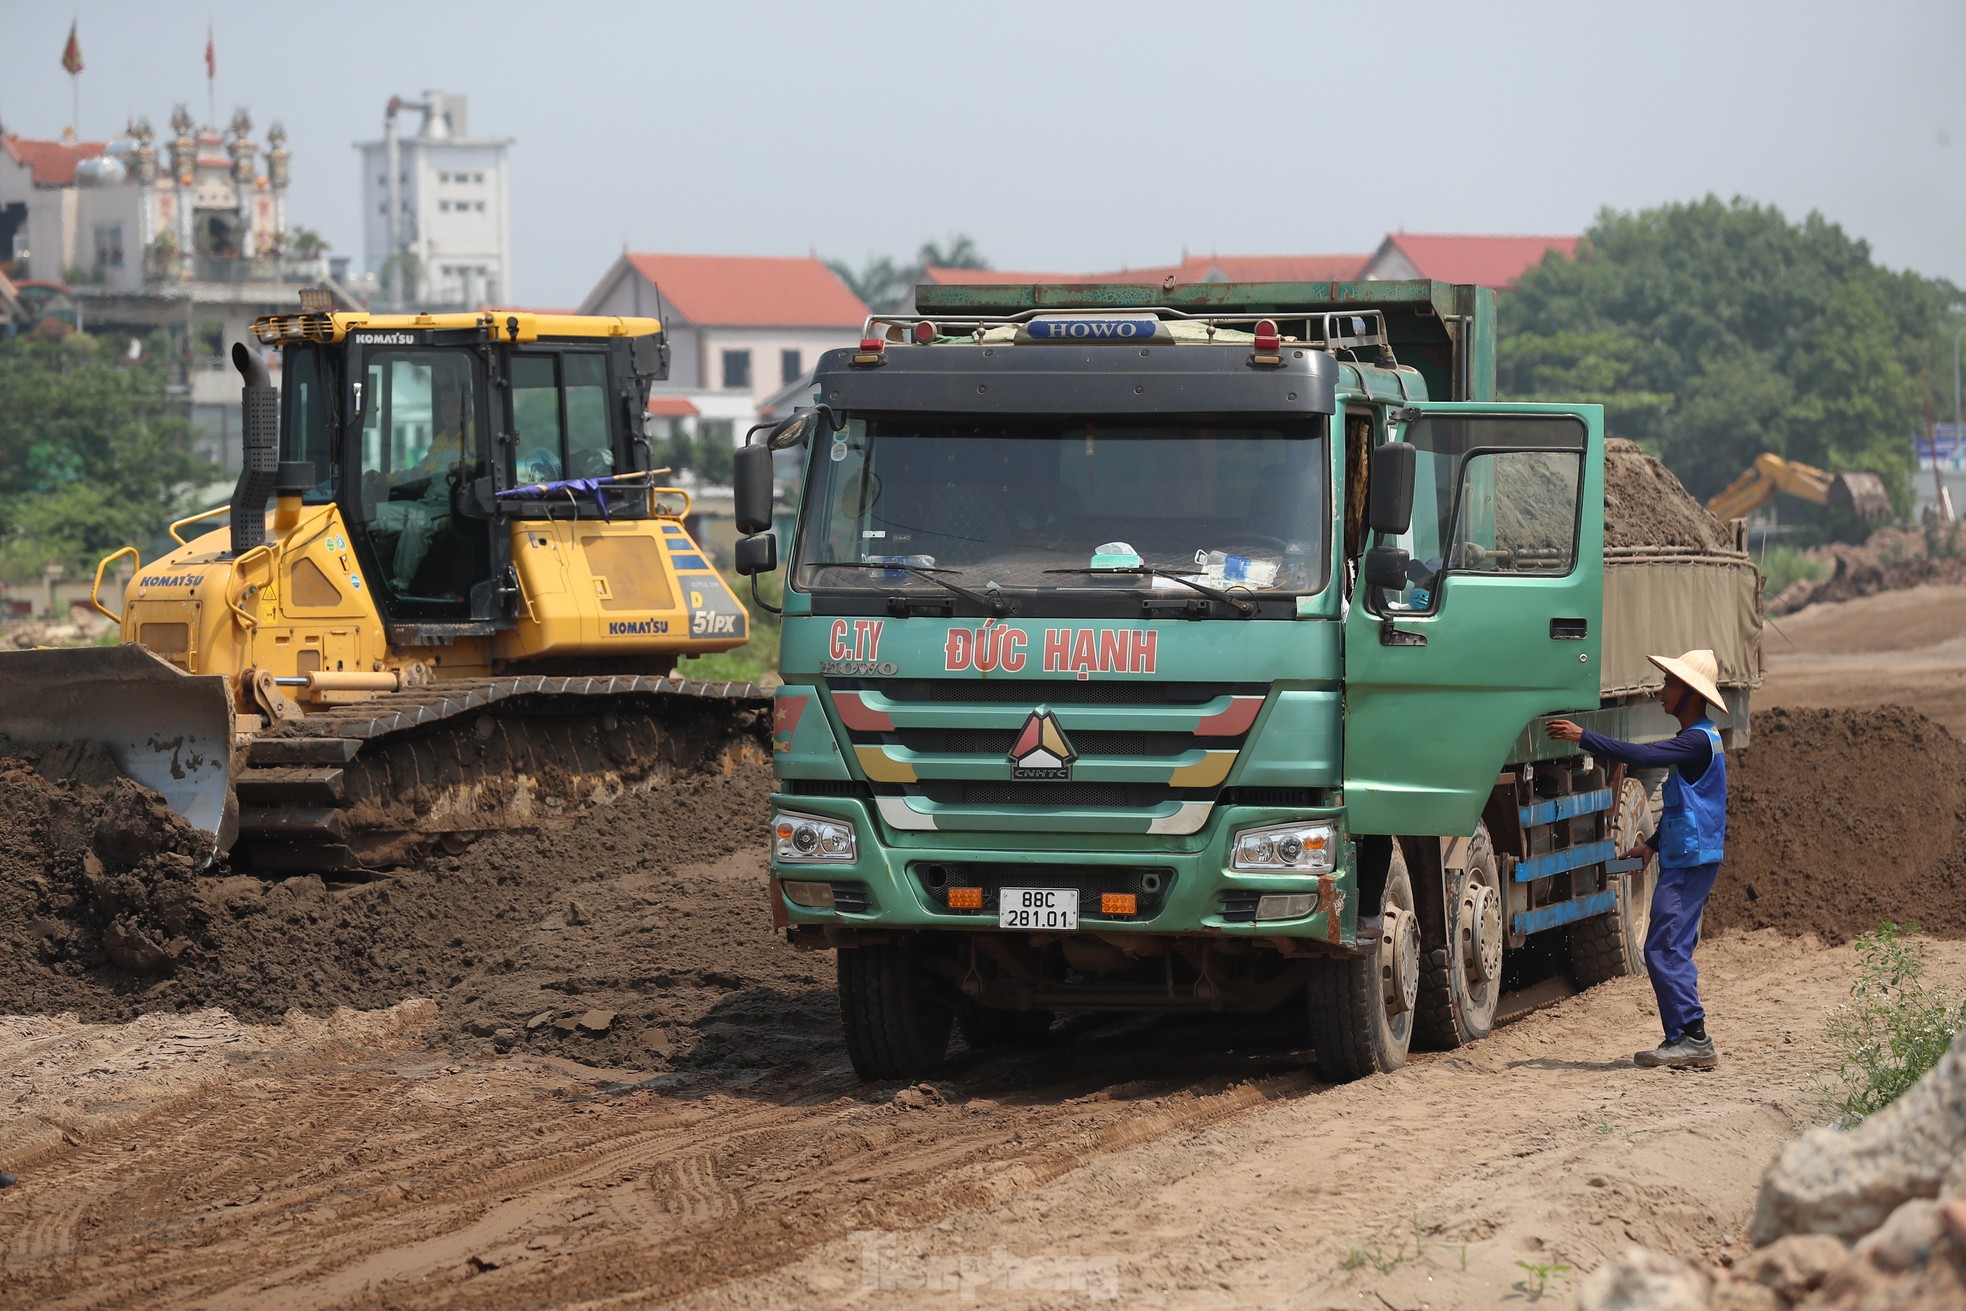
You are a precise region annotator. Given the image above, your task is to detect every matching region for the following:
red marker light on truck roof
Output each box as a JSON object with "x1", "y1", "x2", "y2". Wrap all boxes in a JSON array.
[
  {"x1": 1253, "y1": 320, "x2": 1281, "y2": 351},
  {"x1": 912, "y1": 320, "x2": 936, "y2": 345},
  {"x1": 851, "y1": 334, "x2": 886, "y2": 367}
]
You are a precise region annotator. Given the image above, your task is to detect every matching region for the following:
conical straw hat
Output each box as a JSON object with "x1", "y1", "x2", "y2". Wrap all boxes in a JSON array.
[{"x1": 1646, "y1": 648, "x2": 1726, "y2": 714}]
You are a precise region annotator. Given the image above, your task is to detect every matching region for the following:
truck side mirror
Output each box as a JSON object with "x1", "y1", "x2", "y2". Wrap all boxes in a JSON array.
[
  {"x1": 1363, "y1": 545, "x2": 1411, "y2": 590},
  {"x1": 733, "y1": 444, "x2": 774, "y2": 535},
  {"x1": 734, "y1": 531, "x2": 778, "y2": 577},
  {"x1": 1367, "y1": 442, "x2": 1416, "y2": 536}
]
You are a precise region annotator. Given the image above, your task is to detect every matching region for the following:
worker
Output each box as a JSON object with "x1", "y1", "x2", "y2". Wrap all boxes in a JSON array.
[
  {"x1": 374, "y1": 397, "x2": 471, "y2": 587},
  {"x1": 1543, "y1": 649, "x2": 1729, "y2": 1072}
]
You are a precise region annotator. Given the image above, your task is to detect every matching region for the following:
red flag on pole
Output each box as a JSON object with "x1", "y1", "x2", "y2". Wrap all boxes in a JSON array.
[
  {"x1": 61, "y1": 21, "x2": 83, "y2": 75},
  {"x1": 205, "y1": 27, "x2": 215, "y2": 80}
]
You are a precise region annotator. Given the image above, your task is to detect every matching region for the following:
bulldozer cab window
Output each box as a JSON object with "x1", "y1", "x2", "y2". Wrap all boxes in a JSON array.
[
  {"x1": 283, "y1": 344, "x2": 337, "y2": 504},
  {"x1": 511, "y1": 351, "x2": 617, "y2": 488},
  {"x1": 355, "y1": 347, "x2": 488, "y2": 614},
  {"x1": 1371, "y1": 414, "x2": 1586, "y2": 616}
]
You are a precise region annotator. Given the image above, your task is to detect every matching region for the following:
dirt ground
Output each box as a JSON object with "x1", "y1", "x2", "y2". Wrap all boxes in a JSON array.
[{"x1": 5, "y1": 583, "x2": 1966, "y2": 1307}]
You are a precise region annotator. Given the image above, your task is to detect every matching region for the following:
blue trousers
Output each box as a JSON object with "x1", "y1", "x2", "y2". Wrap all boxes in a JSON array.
[{"x1": 1646, "y1": 861, "x2": 1720, "y2": 1039}]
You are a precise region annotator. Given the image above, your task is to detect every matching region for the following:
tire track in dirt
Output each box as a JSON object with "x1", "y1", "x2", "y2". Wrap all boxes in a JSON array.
[{"x1": 1, "y1": 1038, "x2": 1311, "y2": 1311}]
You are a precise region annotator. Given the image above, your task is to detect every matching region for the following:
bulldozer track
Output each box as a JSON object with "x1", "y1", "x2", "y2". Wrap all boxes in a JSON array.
[{"x1": 232, "y1": 675, "x2": 769, "y2": 873}]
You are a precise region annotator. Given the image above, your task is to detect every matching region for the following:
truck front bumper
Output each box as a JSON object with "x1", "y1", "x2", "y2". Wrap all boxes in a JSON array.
[{"x1": 767, "y1": 794, "x2": 1356, "y2": 948}]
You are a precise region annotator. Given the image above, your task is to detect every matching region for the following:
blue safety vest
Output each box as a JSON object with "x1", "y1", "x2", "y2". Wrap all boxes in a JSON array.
[{"x1": 1657, "y1": 719, "x2": 1726, "y2": 867}]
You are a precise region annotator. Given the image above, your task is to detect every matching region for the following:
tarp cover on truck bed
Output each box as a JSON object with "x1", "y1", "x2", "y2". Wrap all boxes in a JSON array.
[{"x1": 1600, "y1": 439, "x2": 1761, "y2": 697}]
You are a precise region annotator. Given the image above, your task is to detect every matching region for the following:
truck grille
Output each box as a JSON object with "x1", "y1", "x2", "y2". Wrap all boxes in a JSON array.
[{"x1": 830, "y1": 679, "x2": 1268, "y2": 833}]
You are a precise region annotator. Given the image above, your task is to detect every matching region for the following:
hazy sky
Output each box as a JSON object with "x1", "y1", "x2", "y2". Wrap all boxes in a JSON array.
[{"x1": 4, "y1": 1, "x2": 1961, "y2": 307}]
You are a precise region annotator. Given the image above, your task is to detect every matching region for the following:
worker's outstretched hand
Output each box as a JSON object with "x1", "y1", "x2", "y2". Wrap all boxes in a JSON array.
[
  {"x1": 1543, "y1": 718, "x2": 1584, "y2": 743},
  {"x1": 1623, "y1": 839, "x2": 1653, "y2": 862}
]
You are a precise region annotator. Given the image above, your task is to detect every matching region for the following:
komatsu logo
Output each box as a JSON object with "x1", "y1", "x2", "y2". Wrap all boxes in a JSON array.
[
  {"x1": 353, "y1": 332, "x2": 417, "y2": 346},
  {"x1": 1009, "y1": 710, "x2": 1077, "y2": 781},
  {"x1": 140, "y1": 573, "x2": 203, "y2": 588},
  {"x1": 607, "y1": 619, "x2": 670, "y2": 636}
]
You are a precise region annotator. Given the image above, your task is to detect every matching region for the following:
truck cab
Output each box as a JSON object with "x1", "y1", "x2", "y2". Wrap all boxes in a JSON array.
[{"x1": 738, "y1": 280, "x2": 1754, "y2": 1082}]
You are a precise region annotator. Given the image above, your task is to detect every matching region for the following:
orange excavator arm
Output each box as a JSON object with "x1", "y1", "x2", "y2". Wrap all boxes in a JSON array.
[{"x1": 1706, "y1": 453, "x2": 1891, "y2": 523}]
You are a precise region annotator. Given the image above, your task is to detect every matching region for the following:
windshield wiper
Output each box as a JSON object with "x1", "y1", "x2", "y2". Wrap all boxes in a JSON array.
[
  {"x1": 1042, "y1": 565, "x2": 1257, "y2": 617},
  {"x1": 806, "y1": 560, "x2": 1011, "y2": 616}
]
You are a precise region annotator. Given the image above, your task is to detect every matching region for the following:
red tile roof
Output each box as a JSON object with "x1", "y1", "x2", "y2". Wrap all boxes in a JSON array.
[
  {"x1": 645, "y1": 395, "x2": 700, "y2": 417},
  {"x1": 1373, "y1": 233, "x2": 1578, "y2": 290},
  {"x1": 620, "y1": 253, "x2": 868, "y2": 328},
  {"x1": 1169, "y1": 253, "x2": 1369, "y2": 283},
  {"x1": 919, "y1": 266, "x2": 1096, "y2": 286},
  {"x1": 0, "y1": 136, "x2": 106, "y2": 186}
]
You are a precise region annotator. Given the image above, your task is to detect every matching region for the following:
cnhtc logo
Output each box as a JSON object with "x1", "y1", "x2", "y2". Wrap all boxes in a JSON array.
[{"x1": 1009, "y1": 709, "x2": 1076, "y2": 781}]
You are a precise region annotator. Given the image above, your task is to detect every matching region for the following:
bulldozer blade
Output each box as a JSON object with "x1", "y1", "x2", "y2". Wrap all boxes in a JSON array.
[
  {"x1": 1829, "y1": 472, "x2": 1892, "y2": 522},
  {"x1": 0, "y1": 645, "x2": 236, "y2": 862}
]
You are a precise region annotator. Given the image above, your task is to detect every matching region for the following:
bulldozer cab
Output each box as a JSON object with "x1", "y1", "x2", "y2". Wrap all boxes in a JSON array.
[{"x1": 280, "y1": 319, "x2": 665, "y2": 627}]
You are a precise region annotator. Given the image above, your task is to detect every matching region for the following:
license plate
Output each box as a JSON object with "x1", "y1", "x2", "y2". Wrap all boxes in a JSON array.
[{"x1": 999, "y1": 888, "x2": 1078, "y2": 930}]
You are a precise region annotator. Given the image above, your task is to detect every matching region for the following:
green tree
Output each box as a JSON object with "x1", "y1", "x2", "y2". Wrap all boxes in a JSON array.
[
  {"x1": 1500, "y1": 197, "x2": 1963, "y2": 532},
  {"x1": 827, "y1": 235, "x2": 991, "y2": 311},
  {"x1": 0, "y1": 332, "x2": 213, "y2": 575}
]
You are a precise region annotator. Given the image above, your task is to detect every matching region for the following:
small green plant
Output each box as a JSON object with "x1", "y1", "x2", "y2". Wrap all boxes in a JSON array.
[
  {"x1": 1824, "y1": 923, "x2": 1965, "y2": 1122},
  {"x1": 1341, "y1": 1239, "x2": 1412, "y2": 1275},
  {"x1": 1757, "y1": 542, "x2": 1831, "y2": 598},
  {"x1": 1511, "y1": 1259, "x2": 1571, "y2": 1302}
]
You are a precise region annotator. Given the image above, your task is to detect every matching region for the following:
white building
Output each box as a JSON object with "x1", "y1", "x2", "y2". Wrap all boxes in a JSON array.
[
  {"x1": 356, "y1": 93, "x2": 511, "y2": 310},
  {"x1": 579, "y1": 251, "x2": 869, "y2": 438}
]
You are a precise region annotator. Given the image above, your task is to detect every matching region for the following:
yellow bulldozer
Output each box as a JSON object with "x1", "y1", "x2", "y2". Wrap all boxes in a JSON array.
[
  {"x1": 1705, "y1": 452, "x2": 1893, "y2": 524},
  {"x1": 0, "y1": 302, "x2": 765, "y2": 871}
]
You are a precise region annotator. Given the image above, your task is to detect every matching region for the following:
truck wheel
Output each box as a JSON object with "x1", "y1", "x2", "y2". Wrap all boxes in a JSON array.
[
  {"x1": 955, "y1": 998, "x2": 1056, "y2": 1048},
  {"x1": 836, "y1": 942, "x2": 954, "y2": 1081},
  {"x1": 1570, "y1": 778, "x2": 1655, "y2": 986},
  {"x1": 1416, "y1": 824, "x2": 1503, "y2": 1049},
  {"x1": 1306, "y1": 845, "x2": 1418, "y2": 1081}
]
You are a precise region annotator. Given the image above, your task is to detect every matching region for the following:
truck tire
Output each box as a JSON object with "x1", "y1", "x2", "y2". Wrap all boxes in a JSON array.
[
  {"x1": 1416, "y1": 824, "x2": 1503, "y2": 1049},
  {"x1": 955, "y1": 998, "x2": 1056, "y2": 1049},
  {"x1": 836, "y1": 942, "x2": 954, "y2": 1081},
  {"x1": 1306, "y1": 846, "x2": 1418, "y2": 1082},
  {"x1": 1569, "y1": 778, "x2": 1655, "y2": 987}
]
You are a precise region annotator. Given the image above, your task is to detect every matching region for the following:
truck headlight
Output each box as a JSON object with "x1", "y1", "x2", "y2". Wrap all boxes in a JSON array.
[
  {"x1": 773, "y1": 809, "x2": 856, "y2": 863},
  {"x1": 1231, "y1": 821, "x2": 1334, "y2": 872}
]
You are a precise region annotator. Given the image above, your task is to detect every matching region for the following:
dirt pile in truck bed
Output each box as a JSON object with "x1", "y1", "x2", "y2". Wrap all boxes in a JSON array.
[
  {"x1": 1603, "y1": 438, "x2": 1741, "y2": 554},
  {"x1": 1711, "y1": 704, "x2": 1966, "y2": 942}
]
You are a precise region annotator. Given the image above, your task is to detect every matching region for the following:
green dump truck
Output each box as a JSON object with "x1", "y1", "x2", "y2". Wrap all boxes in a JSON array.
[{"x1": 733, "y1": 280, "x2": 1761, "y2": 1083}]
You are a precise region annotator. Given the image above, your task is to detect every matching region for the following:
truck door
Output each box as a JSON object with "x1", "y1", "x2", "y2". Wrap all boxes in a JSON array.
[{"x1": 1344, "y1": 404, "x2": 1604, "y2": 836}]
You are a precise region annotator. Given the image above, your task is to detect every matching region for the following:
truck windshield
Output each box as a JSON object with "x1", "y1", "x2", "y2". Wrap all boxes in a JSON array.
[{"x1": 794, "y1": 417, "x2": 1328, "y2": 605}]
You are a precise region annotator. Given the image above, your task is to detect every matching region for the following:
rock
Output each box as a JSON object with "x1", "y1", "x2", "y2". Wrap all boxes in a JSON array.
[
  {"x1": 492, "y1": 1027, "x2": 518, "y2": 1052},
  {"x1": 1707, "y1": 1280, "x2": 1777, "y2": 1311},
  {"x1": 1854, "y1": 1198, "x2": 1943, "y2": 1273},
  {"x1": 465, "y1": 1019, "x2": 497, "y2": 1038},
  {"x1": 1750, "y1": 1025, "x2": 1966, "y2": 1244},
  {"x1": 1945, "y1": 1199, "x2": 1966, "y2": 1249},
  {"x1": 1577, "y1": 1247, "x2": 1712, "y2": 1311},
  {"x1": 525, "y1": 1011, "x2": 554, "y2": 1032},
  {"x1": 1732, "y1": 1233, "x2": 1849, "y2": 1298},
  {"x1": 574, "y1": 1009, "x2": 614, "y2": 1035},
  {"x1": 645, "y1": 1028, "x2": 672, "y2": 1056},
  {"x1": 566, "y1": 897, "x2": 590, "y2": 926}
]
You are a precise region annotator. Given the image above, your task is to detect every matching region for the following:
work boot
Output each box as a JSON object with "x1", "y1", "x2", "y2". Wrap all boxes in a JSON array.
[{"x1": 1634, "y1": 1035, "x2": 1717, "y2": 1070}]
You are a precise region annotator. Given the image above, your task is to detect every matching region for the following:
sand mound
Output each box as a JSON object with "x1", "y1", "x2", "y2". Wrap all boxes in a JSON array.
[
  {"x1": 0, "y1": 742, "x2": 829, "y2": 1074},
  {"x1": 1773, "y1": 523, "x2": 1966, "y2": 615},
  {"x1": 1712, "y1": 705, "x2": 1966, "y2": 942},
  {"x1": 0, "y1": 739, "x2": 215, "y2": 981}
]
